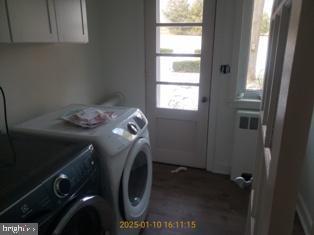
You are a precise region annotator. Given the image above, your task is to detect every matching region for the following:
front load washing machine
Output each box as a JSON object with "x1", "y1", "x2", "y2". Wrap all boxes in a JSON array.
[
  {"x1": 13, "y1": 104, "x2": 153, "y2": 235},
  {"x1": 0, "y1": 135, "x2": 113, "y2": 235}
]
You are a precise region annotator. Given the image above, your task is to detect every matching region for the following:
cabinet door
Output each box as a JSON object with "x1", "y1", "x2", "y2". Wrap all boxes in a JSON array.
[
  {"x1": 55, "y1": 0, "x2": 88, "y2": 43},
  {"x1": 0, "y1": 0, "x2": 11, "y2": 42},
  {"x1": 7, "y1": 0, "x2": 58, "y2": 42}
]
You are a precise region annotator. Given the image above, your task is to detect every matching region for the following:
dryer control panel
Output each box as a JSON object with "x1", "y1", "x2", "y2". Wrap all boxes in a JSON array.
[
  {"x1": 132, "y1": 112, "x2": 147, "y2": 129},
  {"x1": 110, "y1": 109, "x2": 149, "y2": 153}
]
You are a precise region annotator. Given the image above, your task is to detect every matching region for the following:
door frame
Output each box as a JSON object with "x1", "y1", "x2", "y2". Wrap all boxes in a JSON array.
[
  {"x1": 144, "y1": 0, "x2": 217, "y2": 168},
  {"x1": 247, "y1": 0, "x2": 314, "y2": 234},
  {"x1": 205, "y1": 0, "x2": 254, "y2": 173}
]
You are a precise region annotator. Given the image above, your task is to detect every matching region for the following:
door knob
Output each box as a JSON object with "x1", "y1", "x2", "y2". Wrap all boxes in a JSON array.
[{"x1": 201, "y1": 96, "x2": 208, "y2": 103}]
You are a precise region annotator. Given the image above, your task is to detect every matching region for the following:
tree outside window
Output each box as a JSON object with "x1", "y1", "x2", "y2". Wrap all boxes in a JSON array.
[{"x1": 246, "y1": 0, "x2": 273, "y2": 91}]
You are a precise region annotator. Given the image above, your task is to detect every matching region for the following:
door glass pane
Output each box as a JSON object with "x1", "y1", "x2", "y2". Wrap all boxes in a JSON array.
[
  {"x1": 157, "y1": 26, "x2": 202, "y2": 54},
  {"x1": 157, "y1": 56, "x2": 200, "y2": 83},
  {"x1": 157, "y1": 0, "x2": 203, "y2": 23},
  {"x1": 157, "y1": 84, "x2": 199, "y2": 110}
]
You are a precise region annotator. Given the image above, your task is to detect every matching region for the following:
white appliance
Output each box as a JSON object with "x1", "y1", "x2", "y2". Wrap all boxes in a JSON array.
[
  {"x1": 231, "y1": 110, "x2": 259, "y2": 180},
  {"x1": 13, "y1": 104, "x2": 152, "y2": 235}
]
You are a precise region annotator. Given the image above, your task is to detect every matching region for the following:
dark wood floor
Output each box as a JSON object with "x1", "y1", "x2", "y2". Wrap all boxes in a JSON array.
[{"x1": 143, "y1": 163, "x2": 305, "y2": 235}]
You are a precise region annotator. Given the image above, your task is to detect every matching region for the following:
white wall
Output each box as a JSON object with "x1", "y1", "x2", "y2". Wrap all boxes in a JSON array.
[
  {"x1": 0, "y1": 1, "x2": 107, "y2": 130},
  {"x1": 100, "y1": 0, "x2": 146, "y2": 112},
  {"x1": 298, "y1": 110, "x2": 314, "y2": 235}
]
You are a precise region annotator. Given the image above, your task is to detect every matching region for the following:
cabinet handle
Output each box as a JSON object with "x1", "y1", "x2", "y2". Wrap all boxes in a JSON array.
[
  {"x1": 80, "y1": 0, "x2": 85, "y2": 35},
  {"x1": 46, "y1": 0, "x2": 52, "y2": 34},
  {"x1": 4, "y1": 0, "x2": 13, "y2": 41}
]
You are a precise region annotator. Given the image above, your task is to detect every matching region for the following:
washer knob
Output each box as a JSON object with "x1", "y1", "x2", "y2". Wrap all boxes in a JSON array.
[{"x1": 53, "y1": 174, "x2": 71, "y2": 198}]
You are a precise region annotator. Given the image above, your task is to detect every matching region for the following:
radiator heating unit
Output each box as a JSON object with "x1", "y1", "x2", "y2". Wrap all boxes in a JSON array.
[{"x1": 231, "y1": 110, "x2": 259, "y2": 179}]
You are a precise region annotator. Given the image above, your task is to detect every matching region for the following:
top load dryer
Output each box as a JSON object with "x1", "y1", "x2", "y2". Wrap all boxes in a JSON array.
[{"x1": 13, "y1": 104, "x2": 153, "y2": 235}]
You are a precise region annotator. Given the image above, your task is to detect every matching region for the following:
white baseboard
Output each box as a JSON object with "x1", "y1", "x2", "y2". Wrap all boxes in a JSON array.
[
  {"x1": 296, "y1": 193, "x2": 312, "y2": 235},
  {"x1": 212, "y1": 163, "x2": 230, "y2": 175}
]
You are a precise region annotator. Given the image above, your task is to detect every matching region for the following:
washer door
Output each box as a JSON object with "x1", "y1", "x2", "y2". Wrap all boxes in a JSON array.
[
  {"x1": 122, "y1": 138, "x2": 152, "y2": 220},
  {"x1": 52, "y1": 195, "x2": 112, "y2": 235}
]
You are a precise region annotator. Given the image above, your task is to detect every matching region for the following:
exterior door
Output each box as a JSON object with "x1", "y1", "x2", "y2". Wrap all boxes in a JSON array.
[{"x1": 145, "y1": 0, "x2": 216, "y2": 168}]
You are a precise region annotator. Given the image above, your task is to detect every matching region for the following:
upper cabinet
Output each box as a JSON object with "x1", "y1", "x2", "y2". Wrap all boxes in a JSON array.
[
  {"x1": 7, "y1": 0, "x2": 58, "y2": 42},
  {"x1": 0, "y1": 0, "x2": 11, "y2": 42},
  {"x1": 0, "y1": 0, "x2": 88, "y2": 43},
  {"x1": 55, "y1": 0, "x2": 88, "y2": 43}
]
